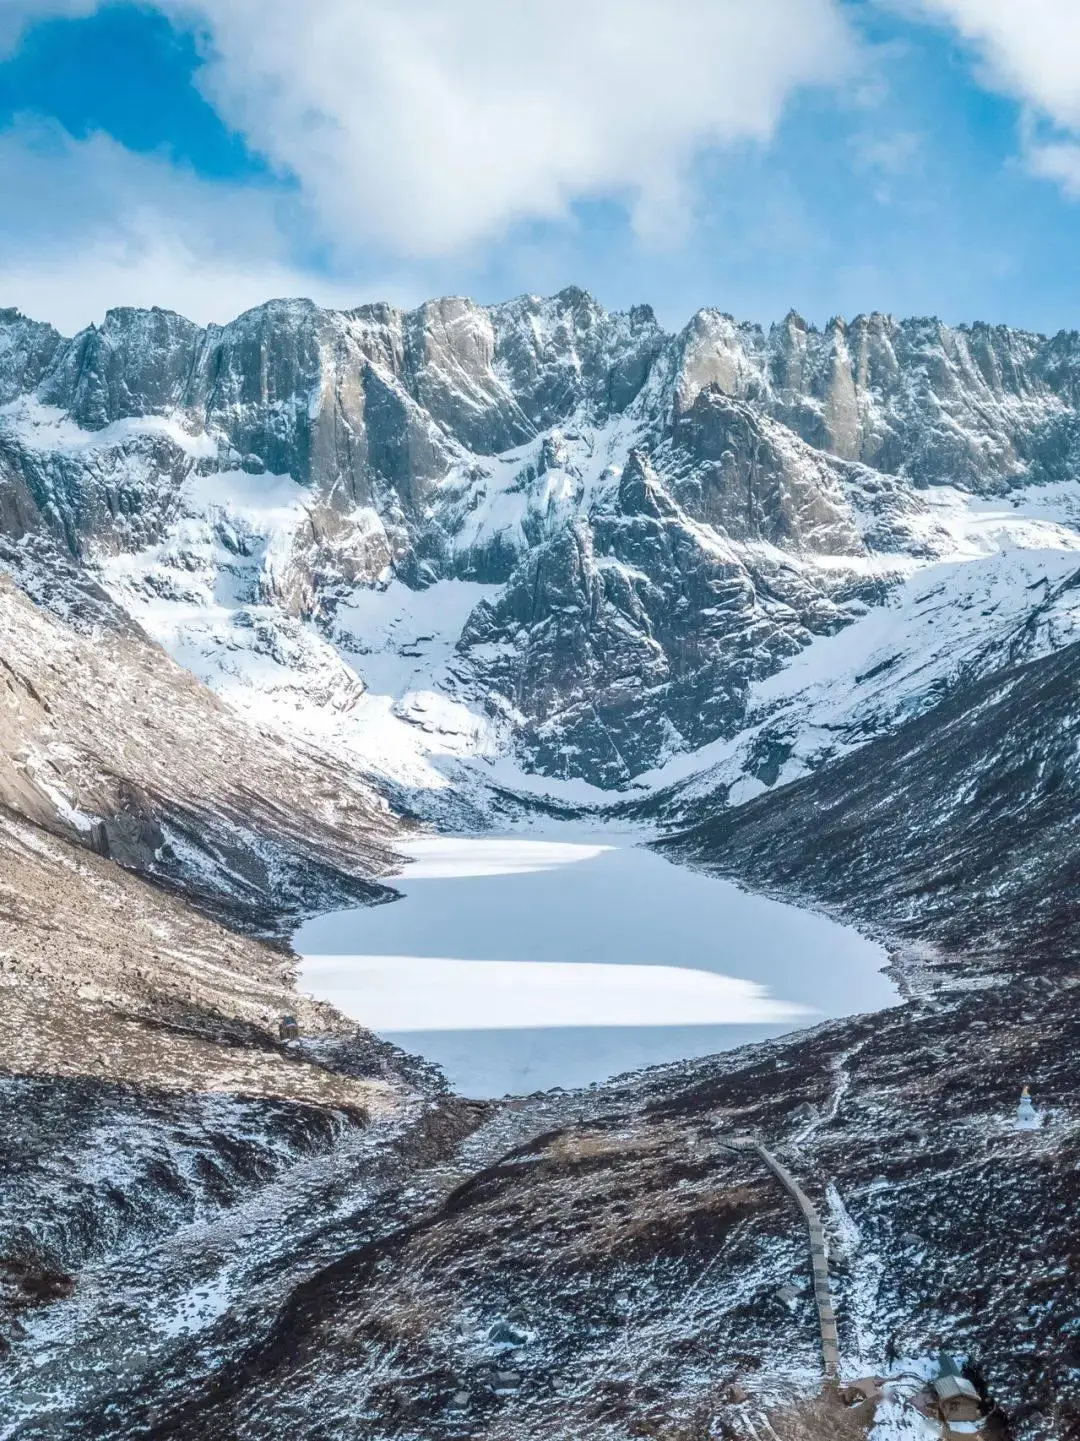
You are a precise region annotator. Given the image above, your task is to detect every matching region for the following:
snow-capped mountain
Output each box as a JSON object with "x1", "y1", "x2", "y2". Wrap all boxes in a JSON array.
[
  {"x1": 6, "y1": 289, "x2": 1080, "y2": 801},
  {"x1": 7, "y1": 291, "x2": 1080, "y2": 1441}
]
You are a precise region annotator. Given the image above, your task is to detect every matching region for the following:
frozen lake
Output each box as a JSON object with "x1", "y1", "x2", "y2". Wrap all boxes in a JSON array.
[{"x1": 295, "y1": 835, "x2": 895, "y2": 1097}]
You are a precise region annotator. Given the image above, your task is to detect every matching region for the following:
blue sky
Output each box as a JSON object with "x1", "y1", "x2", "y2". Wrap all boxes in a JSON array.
[{"x1": 3, "y1": 0, "x2": 1080, "y2": 335}]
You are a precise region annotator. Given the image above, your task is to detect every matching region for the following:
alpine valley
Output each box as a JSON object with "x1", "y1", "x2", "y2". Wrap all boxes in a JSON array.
[{"x1": 2, "y1": 289, "x2": 1080, "y2": 1440}]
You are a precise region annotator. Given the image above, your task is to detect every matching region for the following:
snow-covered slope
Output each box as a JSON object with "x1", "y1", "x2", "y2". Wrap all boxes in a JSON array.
[
  {"x1": 6, "y1": 291, "x2": 1080, "y2": 801},
  {"x1": 634, "y1": 485, "x2": 1080, "y2": 815},
  {"x1": 663, "y1": 624, "x2": 1080, "y2": 961}
]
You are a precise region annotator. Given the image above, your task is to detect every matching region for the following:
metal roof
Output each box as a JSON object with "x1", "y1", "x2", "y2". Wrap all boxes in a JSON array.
[{"x1": 934, "y1": 1374, "x2": 980, "y2": 1401}]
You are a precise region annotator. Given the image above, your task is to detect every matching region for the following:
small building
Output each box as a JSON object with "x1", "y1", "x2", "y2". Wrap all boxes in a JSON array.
[
  {"x1": 278, "y1": 1014, "x2": 300, "y2": 1041},
  {"x1": 933, "y1": 1354, "x2": 982, "y2": 1423}
]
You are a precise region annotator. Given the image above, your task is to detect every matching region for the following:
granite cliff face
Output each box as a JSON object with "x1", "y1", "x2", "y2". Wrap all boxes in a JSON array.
[{"x1": 5, "y1": 290, "x2": 1080, "y2": 789}]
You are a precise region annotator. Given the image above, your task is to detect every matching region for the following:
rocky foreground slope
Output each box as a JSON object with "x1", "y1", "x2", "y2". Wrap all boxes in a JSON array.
[
  {"x1": 3, "y1": 290, "x2": 1080, "y2": 1439},
  {"x1": 0, "y1": 570, "x2": 476, "y2": 1420},
  {"x1": 5, "y1": 908, "x2": 1075, "y2": 1440}
]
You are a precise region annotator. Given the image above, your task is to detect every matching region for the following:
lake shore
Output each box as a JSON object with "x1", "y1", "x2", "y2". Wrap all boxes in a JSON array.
[{"x1": 295, "y1": 833, "x2": 895, "y2": 1096}]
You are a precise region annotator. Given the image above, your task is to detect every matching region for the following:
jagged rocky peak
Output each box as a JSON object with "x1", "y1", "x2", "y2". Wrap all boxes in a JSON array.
[
  {"x1": 767, "y1": 307, "x2": 812, "y2": 392},
  {"x1": 669, "y1": 308, "x2": 868, "y2": 465},
  {"x1": 227, "y1": 287, "x2": 665, "y2": 464},
  {"x1": 395, "y1": 295, "x2": 535, "y2": 455},
  {"x1": 671, "y1": 308, "x2": 767, "y2": 417},
  {"x1": 200, "y1": 297, "x2": 326, "y2": 413},
  {"x1": 1033, "y1": 323, "x2": 1080, "y2": 404},
  {"x1": 12, "y1": 286, "x2": 1080, "y2": 787},
  {"x1": 200, "y1": 300, "x2": 432, "y2": 495},
  {"x1": 0, "y1": 309, "x2": 65, "y2": 406},
  {"x1": 859, "y1": 314, "x2": 1080, "y2": 473},
  {"x1": 13, "y1": 289, "x2": 1079, "y2": 493},
  {"x1": 489, "y1": 286, "x2": 666, "y2": 429},
  {"x1": 660, "y1": 304, "x2": 1080, "y2": 487},
  {"x1": 667, "y1": 389, "x2": 866, "y2": 555},
  {"x1": 38, "y1": 306, "x2": 201, "y2": 429},
  {"x1": 344, "y1": 286, "x2": 665, "y2": 454}
]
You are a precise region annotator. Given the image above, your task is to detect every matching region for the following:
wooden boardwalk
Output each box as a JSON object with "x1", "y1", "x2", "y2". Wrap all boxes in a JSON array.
[{"x1": 721, "y1": 1137, "x2": 840, "y2": 1385}]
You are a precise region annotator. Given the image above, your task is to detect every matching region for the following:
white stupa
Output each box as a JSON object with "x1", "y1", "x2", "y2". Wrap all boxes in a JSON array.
[{"x1": 1016, "y1": 1086, "x2": 1041, "y2": 1131}]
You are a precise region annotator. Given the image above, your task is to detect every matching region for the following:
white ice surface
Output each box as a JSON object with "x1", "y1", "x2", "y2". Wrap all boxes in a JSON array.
[
  {"x1": 304, "y1": 956, "x2": 811, "y2": 1031},
  {"x1": 396, "y1": 836, "x2": 609, "y2": 878},
  {"x1": 297, "y1": 835, "x2": 893, "y2": 1096}
]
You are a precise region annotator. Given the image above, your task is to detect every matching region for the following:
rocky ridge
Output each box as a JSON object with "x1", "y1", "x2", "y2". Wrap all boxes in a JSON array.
[
  {"x1": 0, "y1": 559, "x2": 425, "y2": 1095},
  {"x1": 660, "y1": 634, "x2": 1080, "y2": 961},
  {"x1": 0, "y1": 568, "x2": 402, "y2": 934},
  {"x1": 6, "y1": 290, "x2": 1080, "y2": 789}
]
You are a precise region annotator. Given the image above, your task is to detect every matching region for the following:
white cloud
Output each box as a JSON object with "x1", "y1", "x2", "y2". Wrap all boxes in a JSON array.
[
  {"x1": 162, "y1": 0, "x2": 857, "y2": 258},
  {"x1": 0, "y1": 0, "x2": 100, "y2": 55},
  {"x1": 0, "y1": 0, "x2": 862, "y2": 307},
  {"x1": 905, "y1": 1, "x2": 1080, "y2": 193},
  {"x1": 1027, "y1": 139, "x2": 1080, "y2": 198},
  {"x1": 0, "y1": 232, "x2": 367, "y2": 335},
  {"x1": 0, "y1": 0, "x2": 863, "y2": 258},
  {"x1": 0, "y1": 124, "x2": 369, "y2": 331},
  {"x1": 910, "y1": 1, "x2": 1080, "y2": 127}
]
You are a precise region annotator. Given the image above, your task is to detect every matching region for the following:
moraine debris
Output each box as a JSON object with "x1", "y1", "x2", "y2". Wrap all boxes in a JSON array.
[{"x1": 478, "y1": 1367, "x2": 523, "y2": 1396}]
